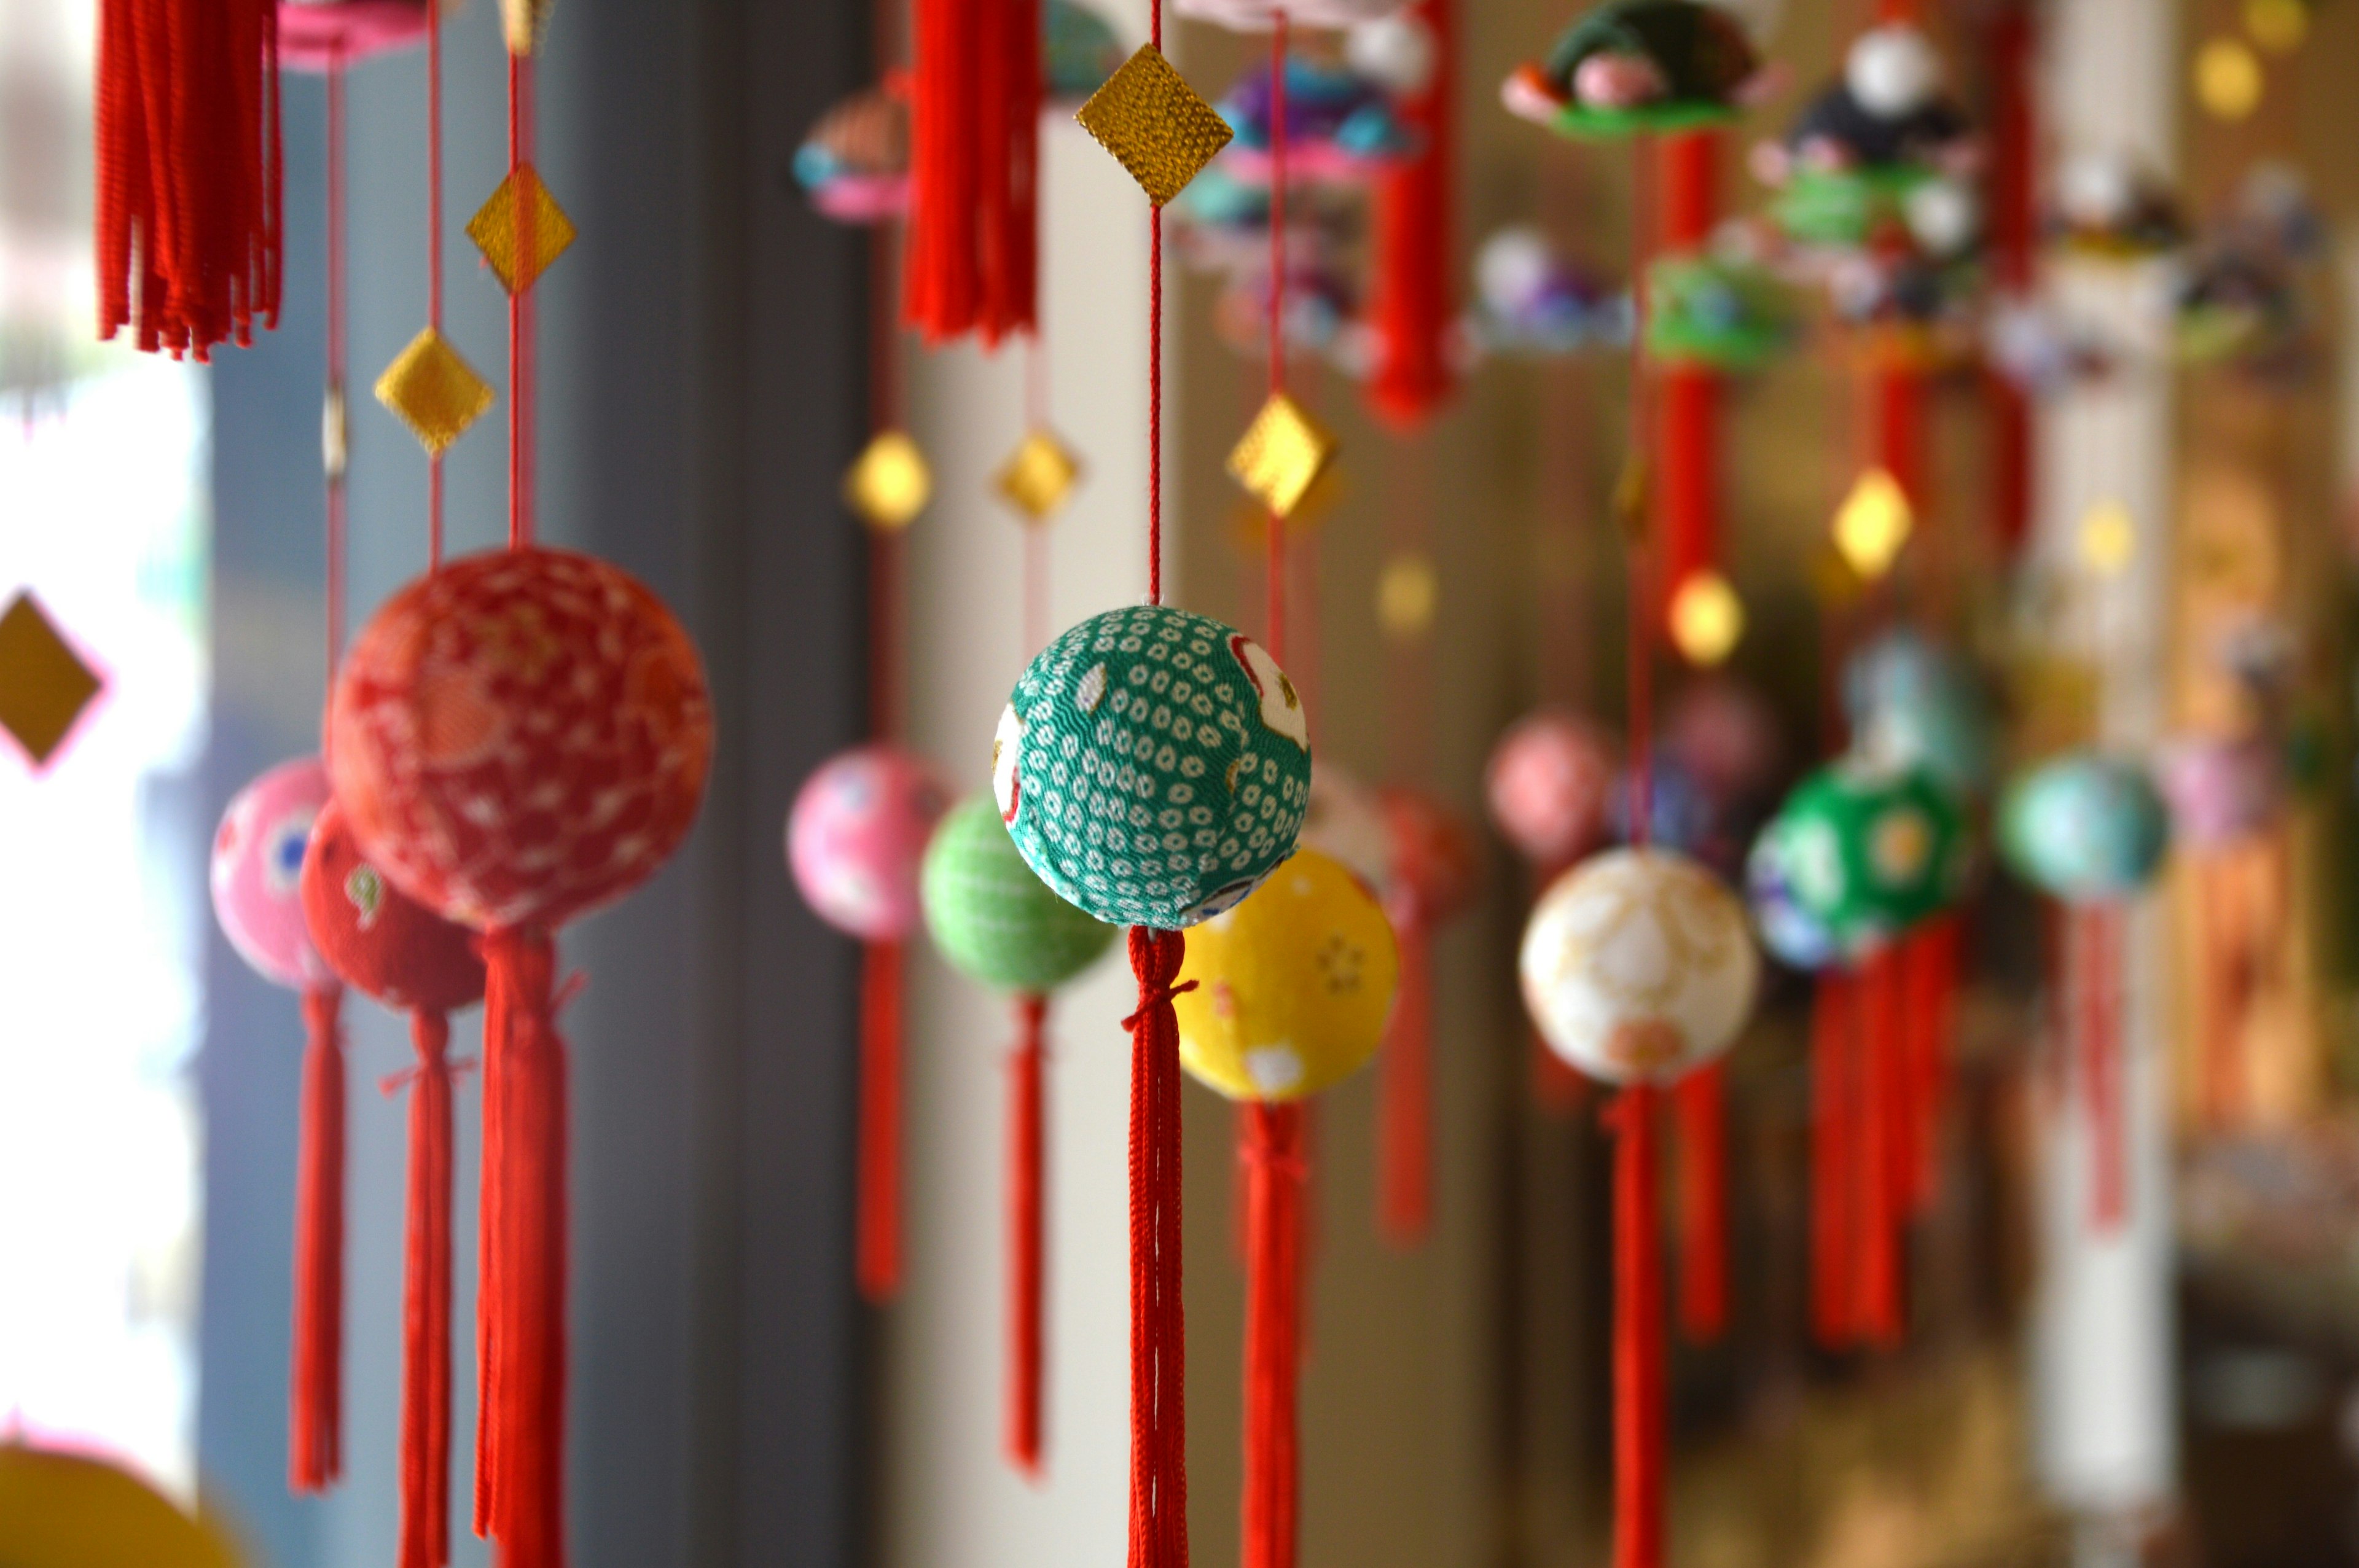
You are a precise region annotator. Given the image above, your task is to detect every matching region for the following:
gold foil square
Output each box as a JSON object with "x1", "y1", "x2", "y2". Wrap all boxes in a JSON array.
[
  {"x1": 0, "y1": 591, "x2": 101, "y2": 766},
  {"x1": 1226, "y1": 392, "x2": 1336, "y2": 520},
  {"x1": 845, "y1": 431, "x2": 932, "y2": 531},
  {"x1": 499, "y1": 0, "x2": 552, "y2": 53},
  {"x1": 375, "y1": 327, "x2": 496, "y2": 455},
  {"x1": 995, "y1": 429, "x2": 1082, "y2": 523},
  {"x1": 466, "y1": 165, "x2": 577, "y2": 294},
  {"x1": 1075, "y1": 45, "x2": 1234, "y2": 206}
]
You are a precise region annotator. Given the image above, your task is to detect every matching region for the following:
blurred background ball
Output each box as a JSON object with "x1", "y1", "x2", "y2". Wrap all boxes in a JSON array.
[
  {"x1": 921, "y1": 793, "x2": 1116, "y2": 994},
  {"x1": 1520, "y1": 848, "x2": 1760, "y2": 1084},
  {"x1": 1754, "y1": 760, "x2": 1970, "y2": 951},
  {"x1": 1485, "y1": 708, "x2": 1616, "y2": 866},
  {"x1": 1173, "y1": 849, "x2": 1399, "y2": 1101},
  {"x1": 1844, "y1": 628, "x2": 1995, "y2": 798},
  {"x1": 1301, "y1": 763, "x2": 1394, "y2": 897},
  {"x1": 1998, "y1": 752, "x2": 2169, "y2": 902},
  {"x1": 1375, "y1": 786, "x2": 1481, "y2": 925},
  {"x1": 300, "y1": 798, "x2": 487, "y2": 1015},
  {"x1": 1746, "y1": 829, "x2": 1844, "y2": 971},
  {"x1": 997, "y1": 605, "x2": 1312, "y2": 929},
  {"x1": 789, "y1": 743, "x2": 951, "y2": 942},
  {"x1": 2159, "y1": 734, "x2": 2286, "y2": 851},
  {"x1": 212, "y1": 755, "x2": 336, "y2": 991}
]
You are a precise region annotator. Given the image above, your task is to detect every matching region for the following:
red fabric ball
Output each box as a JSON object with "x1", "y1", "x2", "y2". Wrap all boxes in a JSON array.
[
  {"x1": 1375, "y1": 786, "x2": 1479, "y2": 925},
  {"x1": 328, "y1": 547, "x2": 715, "y2": 931},
  {"x1": 301, "y1": 799, "x2": 485, "y2": 1014},
  {"x1": 1484, "y1": 708, "x2": 1616, "y2": 867}
]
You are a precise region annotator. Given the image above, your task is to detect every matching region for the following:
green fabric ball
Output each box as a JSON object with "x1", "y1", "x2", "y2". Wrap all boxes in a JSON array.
[
  {"x1": 922, "y1": 794, "x2": 1117, "y2": 993},
  {"x1": 1543, "y1": 0, "x2": 1757, "y2": 137},
  {"x1": 1755, "y1": 759, "x2": 1969, "y2": 950},
  {"x1": 995, "y1": 605, "x2": 1312, "y2": 930}
]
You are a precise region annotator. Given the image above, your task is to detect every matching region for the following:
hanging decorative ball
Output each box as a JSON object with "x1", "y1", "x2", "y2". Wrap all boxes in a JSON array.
[
  {"x1": 1998, "y1": 753, "x2": 2170, "y2": 903},
  {"x1": 1485, "y1": 708, "x2": 1617, "y2": 867},
  {"x1": 921, "y1": 792, "x2": 1117, "y2": 994},
  {"x1": 1844, "y1": 627, "x2": 1995, "y2": 798},
  {"x1": 1375, "y1": 786, "x2": 1481, "y2": 925},
  {"x1": 996, "y1": 604, "x2": 1312, "y2": 929},
  {"x1": 213, "y1": 755, "x2": 338, "y2": 991},
  {"x1": 1844, "y1": 23, "x2": 1942, "y2": 120},
  {"x1": 0, "y1": 1443, "x2": 241, "y2": 1568},
  {"x1": 1215, "y1": 58, "x2": 1415, "y2": 182},
  {"x1": 1172, "y1": 849, "x2": 1399, "y2": 1101},
  {"x1": 1665, "y1": 676, "x2": 1786, "y2": 808},
  {"x1": 1753, "y1": 759, "x2": 1971, "y2": 952},
  {"x1": 277, "y1": 0, "x2": 441, "y2": 71},
  {"x1": 1745, "y1": 829, "x2": 1843, "y2": 972},
  {"x1": 301, "y1": 799, "x2": 487, "y2": 1015},
  {"x1": 2158, "y1": 733, "x2": 2287, "y2": 851},
  {"x1": 1502, "y1": 0, "x2": 1760, "y2": 138},
  {"x1": 789, "y1": 744, "x2": 952, "y2": 943},
  {"x1": 1519, "y1": 847, "x2": 1759, "y2": 1083},
  {"x1": 1345, "y1": 12, "x2": 1437, "y2": 95},
  {"x1": 1608, "y1": 756, "x2": 1726, "y2": 868},
  {"x1": 1172, "y1": 0, "x2": 1409, "y2": 35},
  {"x1": 1302, "y1": 764, "x2": 1394, "y2": 897},
  {"x1": 1046, "y1": 0, "x2": 1129, "y2": 103},
  {"x1": 328, "y1": 547, "x2": 716, "y2": 931},
  {"x1": 794, "y1": 82, "x2": 911, "y2": 224}
]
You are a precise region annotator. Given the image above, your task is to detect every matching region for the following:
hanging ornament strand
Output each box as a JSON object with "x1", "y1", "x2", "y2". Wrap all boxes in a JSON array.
[{"x1": 426, "y1": 0, "x2": 447, "y2": 568}]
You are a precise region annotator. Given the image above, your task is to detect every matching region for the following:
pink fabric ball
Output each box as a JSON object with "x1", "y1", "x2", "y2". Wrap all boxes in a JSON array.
[
  {"x1": 788, "y1": 744, "x2": 951, "y2": 941},
  {"x1": 212, "y1": 756, "x2": 337, "y2": 991},
  {"x1": 2159, "y1": 735, "x2": 2284, "y2": 851},
  {"x1": 1485, "y1": 709, "x2": 1617, "y2": 867}
]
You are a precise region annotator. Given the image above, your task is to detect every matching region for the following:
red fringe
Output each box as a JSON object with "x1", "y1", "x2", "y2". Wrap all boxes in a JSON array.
[
  {"x1": 397, "y1": 1012, "x2": 455, "y2": 1568},
  {"x1": 904, "y1": 0, "x2": 1038, "y2": 343},
  {"x1": 1809, "y1": 972, "x2": 1858, "y2": 1349},
  {"x1": 1855, "y1": 950, "x2": 1905, "y2": 1350},
  {"x1": 2076, "y1": 906, "x2": 2126, "y2": 1231},
  {"x1": 1672, "y1": 1064, "x2": 1726, "y2": 1343},
  {"x1": 290, "y1": 986, "x2": 346, "y2": 1491},
  {"x1": 857, "y1": 940, "x2": 905, "y2": 1302},
  {"x1": 1366, "y1": 0, "x2": 1455, "y2": 427},
  {"x1": 1240, "y1": 1104, "x2": 1306, "y2": 1568},
  {"x1": 95, "y1": 0, "x2": 283, "y2": 357},
  {"x1": 476, "y1": 929, "x2": 566, "y2": 1568},
  {"x1": 1375, "y1": 913, "x2": 1433, "y2": 1246},
  {"x1": 1604, "y1": 1085, "x2": 1665, "y2": 1568},
  {"x1": 1006, "y1": 994, "x2": 1049, "y2": 1478},
  {"x1": 1900, "y1": 918, "x2": 1958, "y2": 1216},
  {"x1": 1125, "y1": 928, "x2": 1192, "y2": 1568},
  {"x1": 1656, "y1": 369, "x2": 1719, "y2": 626}
]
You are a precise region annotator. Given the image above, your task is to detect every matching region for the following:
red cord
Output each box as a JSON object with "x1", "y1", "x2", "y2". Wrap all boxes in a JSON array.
[
  {"x1": 506, "y1": 52, "x2": 535, "y2": 550},
  {"x1": 1125, "y1": 927, "x2": 1192, "y2": 1568},
  {"x1": 1263, "y1": 17, "x2": 1288, "y2": 660},
  {"x1": 426, "y1": 0, "x2": 445, "y2": 569},
  {"x1": 323, "y1": 55, "x2": 346, "y2": 688},
  {"x1": 396, "y1": 1012, "x2": 455, "y2": 1568},
  {"x1": 1625, "y1": 137, "x2": 1657, "y2": 848},
  {"x1": 1605, "y1": 1085, "x2": 1665, "y2": 1568},
  {"x1": 1148, "y1": 206, "x2": 1163, "y2": 606},
  {"x1": 1672, "y1": 1063, "x2": 1727, "y2": 1342},
  {"x1": 1006, "y1": 996, "x2": 1050, "y2": 1476},
  {"x1": 856, "y1": 940, "x2": 906, "y2": 1301},
  {"x1": 1856, "y1": 950, "x2": 1904, "y2": 1349},
  {"x1": 289, "y1": 986, "x2": 346, "y2": 1491},
  {"x1": 2081, "y1": 905, "x2": 2126, "y2": 1231},
  {"x1": 1375, "y1": 911, "x2": 1432, "y2": 1245},
  {"x1": 1240, "y1": 1103, "x2": 1305, "y2": 1568},
  {"x1": 1809, "y1": 971, "x2": 1856, "y2": 1348}
]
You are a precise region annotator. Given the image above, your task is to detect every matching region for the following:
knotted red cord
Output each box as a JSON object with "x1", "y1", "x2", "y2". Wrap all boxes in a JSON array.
[
  {"x1": 395, "y1": 1012, "x2": 456, "y2": 1568},
  {"x1": 1007, "y1": 994, "x2": 1050, "y2": 1476},
  {"x1": 1125, "y1": 926, "x2": 1193, "y2": 1568},
  {"x1": 1603, "y1": 1085, "x2": 1665, "y2": 1568},
  {"x1": 290, "y1": 985, "x2": 347, "y2": 1491},
  {"x1": 856, "y1": 940, "x2": 906, "y2": 1301}
]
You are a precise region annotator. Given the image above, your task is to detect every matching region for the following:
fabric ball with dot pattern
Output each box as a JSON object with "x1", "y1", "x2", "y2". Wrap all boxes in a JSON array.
[
  {"x1": 1752, "y1": 759, "x2": 1969, "y2": 952},
  {"x1": 922, "y1": 793, "x2": 1117, "y2": 993},
  {"x1": 212, "y1": 756, "x2": 337, "y2": 991},
  {"x1": 1171, "y1": 849, "x2": 1398, "y2": 1101},
  {"x1": 788, "y1": 744, "x2": 950, "y2": 942},
  {"x1": 995, "y1": 604, "x2": 1312, "y2": 930}
]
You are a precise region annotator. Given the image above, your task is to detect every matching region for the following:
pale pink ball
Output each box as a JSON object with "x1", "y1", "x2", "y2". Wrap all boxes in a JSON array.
[
  {"x1": 2159, "y1": 735, "x2": 2284, "y2": 851},
  {"x1": 787, "y1": 744, "x2": 952, "y2": 941},
  {"x1": 1665, "y1": 678, "x2": 1786, "y2": 806},
  {"x1": 1485, "y1": 709, "x2": 1618, "y2": 868},
  {"x1": 211, "y1": 756, "x2": 337, "y2": 991}
]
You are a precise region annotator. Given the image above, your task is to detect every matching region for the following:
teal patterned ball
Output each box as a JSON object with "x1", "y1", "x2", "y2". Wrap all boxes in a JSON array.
[
  {"x1": 994, "y1": 605, "x2": 1312, "y2": 929},
  {"x1": 921, "y1": 794, "x2": 1117, "y2": 993},
  {"x1": 1998, "y1": 753, "x2": 2168, "y2": 903}
]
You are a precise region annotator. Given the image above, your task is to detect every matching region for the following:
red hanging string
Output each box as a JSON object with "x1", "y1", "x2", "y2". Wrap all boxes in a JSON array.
[
  {"x1": 1367, "y1": 0, "x2": 1455, "y2": 429},
  {"x1": 395, "y1": 1012, "x2": 456, "y2": 1568},
  {"x1": 1672, "y1": 1063, "x2": 1727, "y2": 1343},
  {"x1": 426, "y1": 0, "x2": 446, "y2": 569},
  {"x1": 506, "y1": 52, "x2": 536, "y2": 551},
  {"x1": 1984, "y1": 3, "x2": 2033, "y2": 556},
  {"x1": 1264, "y1": 15, "x2": 1289, "y2": 663},
  {"x1": 1855, "y1": 950, "x2": 1905, "y2": 1349},
  {"x1": 1900, "y1": 918, "x2": 1957, "y2": 1217},
  {"x1": 2078, "y1": 905, "x2": 2126, "y2": 1231},
  {"x1": 1624, "y1": 136, "x2": 1656, "y2": 852},
  {"x1": 323, "y1": 53, "x2": 348, "y2": 676},
  {"x1": 289, "y1": 985, "x2": 347, "y2": 1491},
  {"x1": 1809, "y1": 970, "x2": 1859, "y2": 1349},
  {"x1": 857, "y1": 940, "x2": 906, "y2": 1301},
  {"x1": 1124, "y1": 926, "x2": 1193, "y2": 1568},
  {"x1": 1655, "y1": 131, "x2": 1716, "y2": 630},
  {"x1": 1603, "y1": 1085, "x2": 1665, "y2": 1568},
  {"x1": 1376, "y1": 907, "x2": 1433, "y2": 1245},
  {"x1": 1007, "y1": 994, "x2": 1050, "y2": 1476},
  {"x1": 95, "y1": 0, "x2": 284, "y2": 357},
  {"x1": 1240, "y1": 1103, "x2": 1306, "y2": 1568}
]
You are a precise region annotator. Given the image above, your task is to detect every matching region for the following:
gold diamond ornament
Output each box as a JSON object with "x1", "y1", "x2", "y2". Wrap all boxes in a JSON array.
[
  {"x1": 845, "y1": 431, "x2": 933, "y2": 531},
  {"x1": 467, "y1": 165, "x2": 577, "y2": 294},
  {"x1": 376, "y1": 327, "x2": 496, "y2": 455},
  {"x1": 996, "y1": 429, "x2": 1083, "y2": 523},
  {"x1": 1667, "y1": 571, "x2": 1744, "y2": 667},
  {"x1": 1831, "y1": 468, "x2": 1912, "y2": 580},
  {"x1": 1227, "y1": 392, "x2": 1337, "y2": 521},
  {"x1": 0, "y1": 591, "x2": 103, "y2": 767},
  {"x1": 2076, "y1": 499, "x2": 2137, "y2": 575},
  {"x1": 499, "y1": 0, "x2": 552, "y2": 53},
  {"x1": 1076, "y1": 45, "x2": 1234, "y2": 206}
]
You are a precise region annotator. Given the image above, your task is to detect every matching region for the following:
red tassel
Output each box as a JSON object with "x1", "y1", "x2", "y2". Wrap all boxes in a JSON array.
[
  {"x1": 95, "y1": 0, "x2": 283, "y2": 358},
  {"x1": 904, "y1": 0, "x2": 1038, "y2": 343},
  {"x1": 1007, "y1": 994, "x2": 1050, "y2": 1478},
  {"x1": 857, "y1": 940, "x2": 905, "y2": 1302},
  {"x1": 1124, "y1": 927, "x2": 1193, "y2": 1568},
  {"x1": 290, "y1": 985, "x2": 346, "y2": 1491},
  {"x1": 1872, "y1": 367, "x2": 1925, "y2": 509},
  {"x1": 1367, "y1": 0, "x2": 1455, "y2": 428},
  {"x1": 1375, "y1": 912, "x2": 1433, "y2": 1245},
  {"x1": 1855, "y1": 950, "x2": 1905, "y2": 1349},
  {"x1": 1656, "y1": 369, "x2": 1719, "y2": 625},
  {"x1": 1603, "y1": 1085, "x2": 1665, "y2": 1568},
  {"x1": 1240, "y1": 1104, "x2": 1306, "y2": 1568},
  {"x1": 2076, "y1": 906, "x2": 2126, "y2": 1231},
  {"x1": 1672, "y1": 1064, "x2": 1726, "y2": 1343},
  {"x1": 1900, "y1": 918, "x2": 1958, "y2": 1216},
  {"x1": 476, "y1": 929, "x2": 566, "y2": 1568},
  {"x1": 1809, "y1": 972, "x2": 1858, "y2": 1349},
  {"x1": 397, "y1": 1012, "x2": 456, "y2": 1568}
]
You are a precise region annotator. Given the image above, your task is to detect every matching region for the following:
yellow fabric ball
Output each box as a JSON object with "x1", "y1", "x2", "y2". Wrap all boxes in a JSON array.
[
  {"x1": 0, "y1": 1445, "x2": 243, "y2": 1568},
  {"x1": 1174, "y1": 849, "x2": 1398, "y2": 1101}
]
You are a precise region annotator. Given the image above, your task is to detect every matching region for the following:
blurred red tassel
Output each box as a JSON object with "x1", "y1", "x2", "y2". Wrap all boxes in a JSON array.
[
  {"x1": 2076, "y1": 905, "x2": 2127, "y2": 1231},
  {"x1": 290, "y1": 986, "x2": 346, "y2": 1491},
  {"x1": 1006, "y1": 994, "x2": 1049, "y2": 1477},
  {"x1": 1125, "y1": 927, "x2": 1192, "y2": 1568},
  {"x1": 1856, "y1": 950, "x2": 1906, "y2": 1349},
  {"x1": 1809, "y1": 970, "x2": 1858, "y2": 1349},
  {"x1": 1376, "y1": 913, "x2": 1434, "y2": 1244},
  {"x1": 1672, "y1": 1063, "x2": 1727, "y2": 1342},
  {"x1": 396, "y1": 1012, "x2": 455, "y2": 1568},
  {"x1": 904, "y1": 0, "x2": 1038, "y2": 343},
  {"x1": 1367, "y1": 0, "x2": 1455, "y2": 427},
  {"x1": 1240, "y1": 1104, "x2": 1306, "y2": 1568},
  {"x1": 858, "y1": 940, "x2": 904, "y2": 1301},
  {"x1": 1603, "y1": 1085, "x2": 1665, "y2": 1568}
]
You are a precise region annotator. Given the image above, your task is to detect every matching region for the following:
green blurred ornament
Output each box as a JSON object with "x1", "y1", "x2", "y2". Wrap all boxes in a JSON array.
[
  {"x1": 923, "y1": 794, "x2": 1117, "y2": 993},
  {"x1": 1754, "y1": 759, "x2": 1970, "y2": 951}
]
